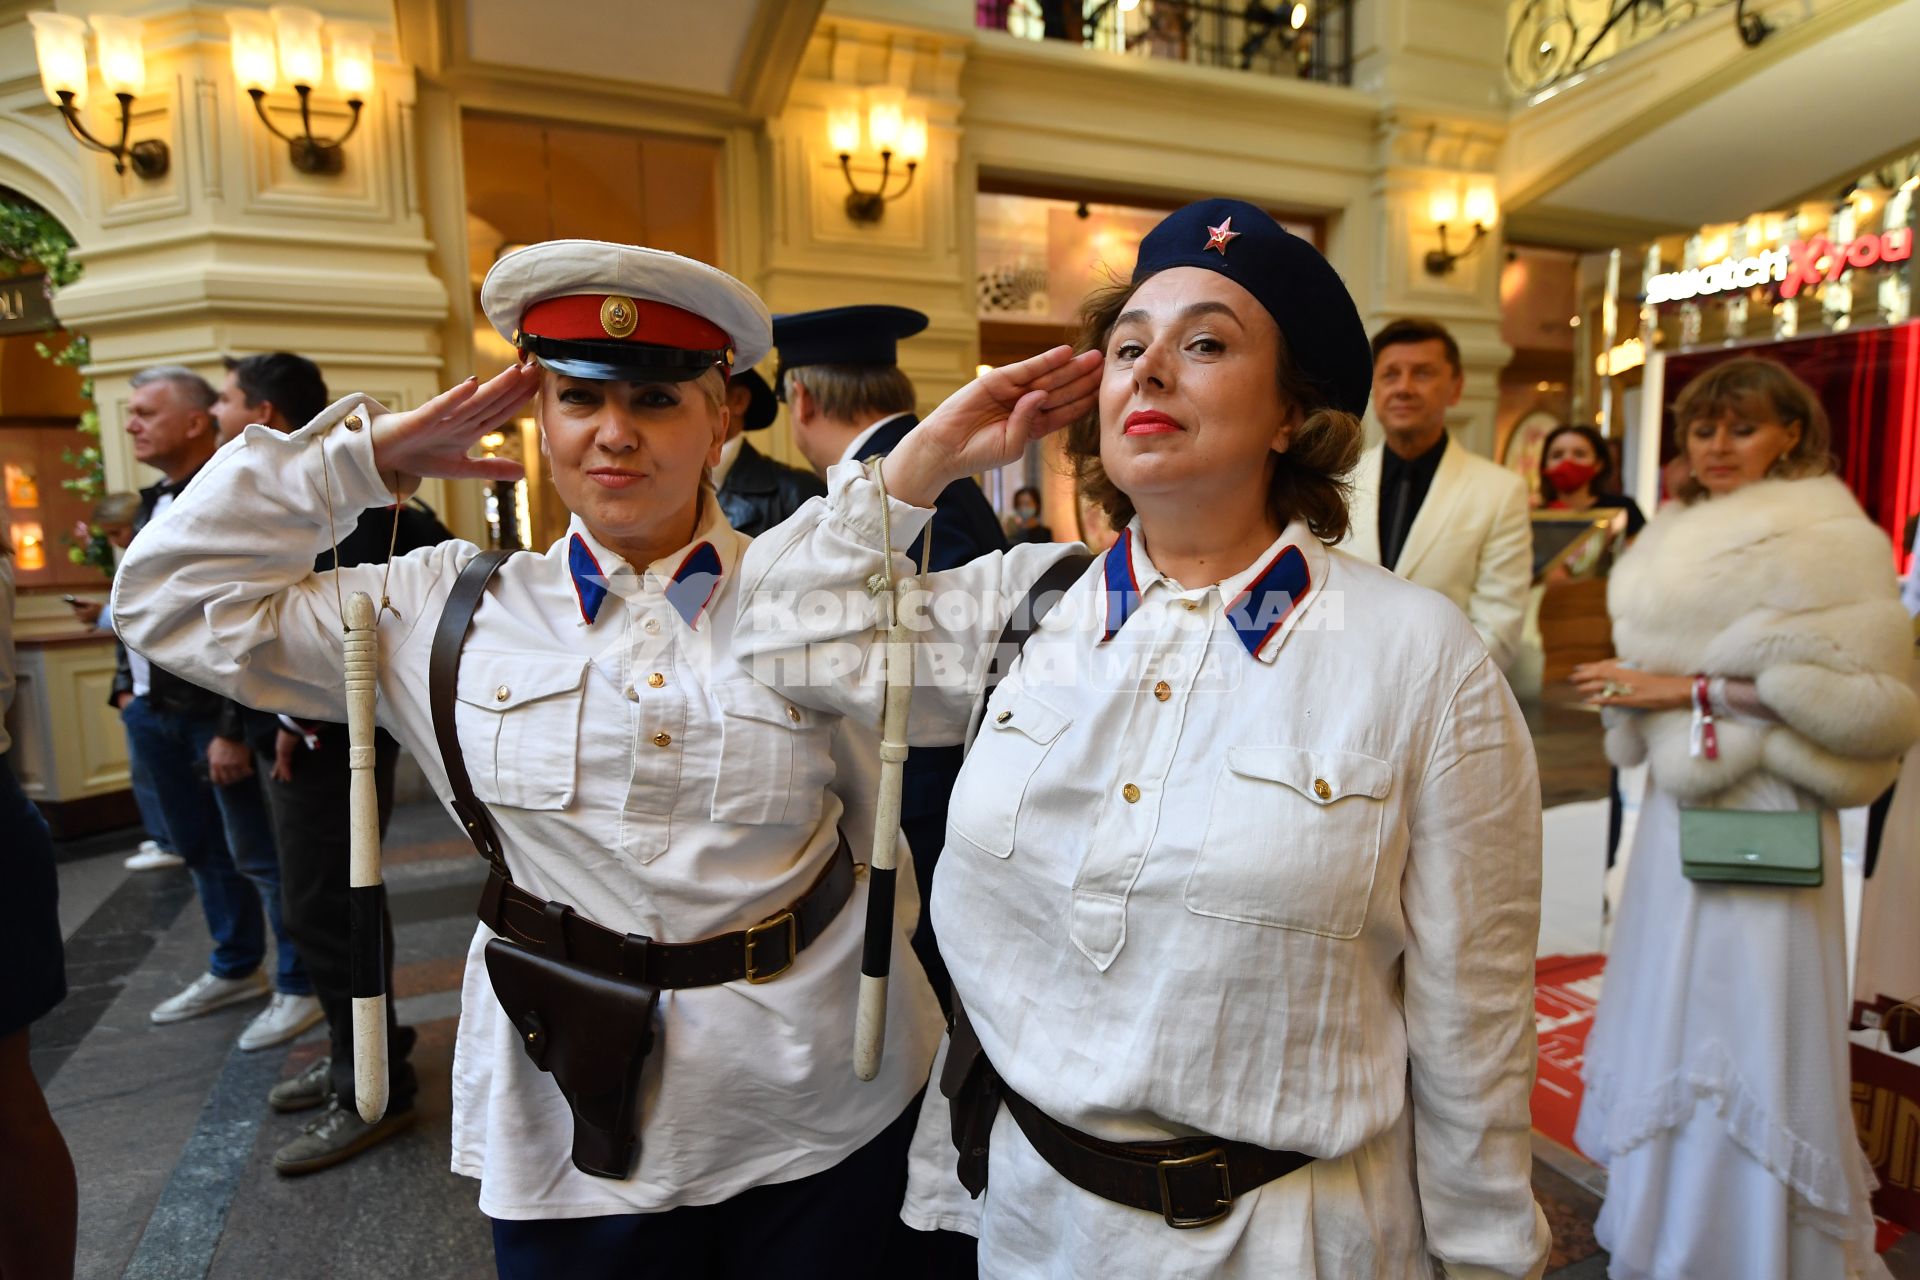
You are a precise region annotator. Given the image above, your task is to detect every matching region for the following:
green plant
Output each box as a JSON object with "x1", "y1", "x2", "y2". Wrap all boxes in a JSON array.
[{"x1": 0, "y1": 199, "x2": 109, "y2": 576}]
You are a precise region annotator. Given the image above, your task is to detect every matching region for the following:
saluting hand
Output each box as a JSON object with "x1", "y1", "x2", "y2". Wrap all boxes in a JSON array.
[
  {"x1": 884, "y1": 345, "x2": 1104, "y2": 507},
  {"x1": 369, "y1": 362, "x2": 544, "y2": 488}
]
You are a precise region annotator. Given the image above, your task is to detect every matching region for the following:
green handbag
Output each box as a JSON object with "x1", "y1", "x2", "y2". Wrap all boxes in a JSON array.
[{"x1": 1678, "y1": 808, "x2": 1823, "y2": 887}]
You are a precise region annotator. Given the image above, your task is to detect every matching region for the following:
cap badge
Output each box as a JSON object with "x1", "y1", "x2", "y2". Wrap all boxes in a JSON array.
[
  {"x1": 1204, "y1": 217, "x2": 1241, "y2": 255},
  {"x1": 600, "y1": 295, "x2": 638, "y2": 339}
]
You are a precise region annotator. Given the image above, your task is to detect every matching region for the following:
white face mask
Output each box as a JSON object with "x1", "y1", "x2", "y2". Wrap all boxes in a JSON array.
[{"x1": 1015, "y1": 505, "x2": 1037, "y2": 520}]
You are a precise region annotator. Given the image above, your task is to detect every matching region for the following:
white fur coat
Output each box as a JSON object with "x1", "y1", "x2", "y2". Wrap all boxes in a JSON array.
[{"x1": 1604, "y1": 475, "x2": 1919, "y2": 808}]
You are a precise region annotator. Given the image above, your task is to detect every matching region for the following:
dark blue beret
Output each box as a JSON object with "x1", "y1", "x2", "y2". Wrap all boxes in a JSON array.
[
  {"x1": 771, "y1": 304, "x2": 928, "y2": 370},
  {"x1": 1132, "y1": 199, "x2": 1371, "y2": 419}
]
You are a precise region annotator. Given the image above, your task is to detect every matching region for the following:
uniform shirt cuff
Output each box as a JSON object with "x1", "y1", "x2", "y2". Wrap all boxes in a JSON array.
[
  {"x1": 822, "y1": 457, "x2": 936, "y2": 556},
  {"x1": 274, "y1": 392, "x2": 406, "y2": 512}
]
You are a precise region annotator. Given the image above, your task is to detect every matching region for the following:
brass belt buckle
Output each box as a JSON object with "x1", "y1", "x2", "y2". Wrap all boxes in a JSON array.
[
  {"x1": 743, "y1": 910, "x2": 798, "y2": 984},
  {"x1": 1156, "y1": 1148, "x2": 1232, "y2": 1229}
]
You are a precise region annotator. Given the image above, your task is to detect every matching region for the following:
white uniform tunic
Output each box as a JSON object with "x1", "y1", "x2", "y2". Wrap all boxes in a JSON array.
[
  {"x1": 111, "y1": 395, "x2": 943, "y2": 1220},
  {"x1": 733, "y1": 464, "x2": 1552, "y2": 1278}
]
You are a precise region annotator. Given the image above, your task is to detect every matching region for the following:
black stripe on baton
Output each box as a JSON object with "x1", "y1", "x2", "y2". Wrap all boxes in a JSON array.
[
  {"x1": 860, "y1": 865, "x2": 897, "y2": 978},
  {"x1": 349, "y1": 883, "x2": 388, "y2": 1000}
]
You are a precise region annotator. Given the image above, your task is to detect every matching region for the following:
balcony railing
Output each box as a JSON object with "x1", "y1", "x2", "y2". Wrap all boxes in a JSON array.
[
  {"x1": 976, "y1": 0, "x2": 1355, "y2": 87},
  {"x1": 1507, "y1": 0, "x2": 1774, "y2": 97}
]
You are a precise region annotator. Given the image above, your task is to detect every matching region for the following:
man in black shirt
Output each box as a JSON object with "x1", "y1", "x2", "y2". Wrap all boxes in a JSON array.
[{"x1": 209, "y1": 353, "x2": 452, "y2": 1173}]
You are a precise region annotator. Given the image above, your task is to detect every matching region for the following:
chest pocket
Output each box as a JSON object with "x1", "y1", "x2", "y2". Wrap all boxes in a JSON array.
[
  {"x1": 709, "y1": 681, "x2": 835, "y2": 827},
  {"x1": 1185, "y1": 745, "x2": 1393, "y2": 938},
  {"x1": 452, "y1": 652, "x2": 589, "y2": 812},
  {"x1": 949, "y1": 683, "x2": 1071, "y2": 858}
]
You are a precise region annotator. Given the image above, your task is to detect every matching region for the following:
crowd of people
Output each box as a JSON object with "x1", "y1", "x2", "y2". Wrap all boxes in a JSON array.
[{"x1": 2, "y1": 195, "x2": 1912, "y2": 1280}]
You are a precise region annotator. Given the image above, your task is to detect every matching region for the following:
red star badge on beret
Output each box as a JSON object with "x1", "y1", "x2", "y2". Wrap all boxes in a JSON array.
[{"x1": 1204, "y1": 217, "x2": 1241, "y2": 254}]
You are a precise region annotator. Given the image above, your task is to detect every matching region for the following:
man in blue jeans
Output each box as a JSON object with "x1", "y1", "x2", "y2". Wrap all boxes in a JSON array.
[{"x1": 110, "y1": 365, "x2": 320, "y2": 1051}]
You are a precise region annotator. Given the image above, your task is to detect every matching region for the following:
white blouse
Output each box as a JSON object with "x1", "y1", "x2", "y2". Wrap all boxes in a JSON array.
[
  {"x1": 111, "y1": 396, "x2": 943, "y2": 1220},
  {"x1": 733, "y1": 463, "x2": 1552, "y2": 1278}
]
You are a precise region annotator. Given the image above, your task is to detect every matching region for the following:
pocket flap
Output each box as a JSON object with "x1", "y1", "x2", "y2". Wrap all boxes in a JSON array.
[
  {"x1": 985, "y1": 688, "x2": 1070, "y2": 746},
  {"x1": 711, "y1": 680, "x2": 820, "y2": 731},
  {"x1": 1225, "y1": 745, "x2": 1392, "y2": 804},
  {"x1": 456, "y1": 652, "x2": 589, "y2": 712}
]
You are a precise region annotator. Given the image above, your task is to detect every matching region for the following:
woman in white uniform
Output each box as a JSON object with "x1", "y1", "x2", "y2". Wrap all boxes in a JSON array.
[
  {"x1": 1573, "y1": 356, "x2": 1916, "y2": 1280},
  {"x1": 113, "y1": 241, "x2": 943, "y2": 1278},
  {"x1": 733, "y1": 200, "x2": 1551, "y2": 1277}
]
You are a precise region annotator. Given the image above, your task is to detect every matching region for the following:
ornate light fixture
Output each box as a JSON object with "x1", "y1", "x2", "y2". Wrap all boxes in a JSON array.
[
  {"x1": 1424, "y1": 185, "x2": 1500, "y2": 276},
  {"x1": 27, "y1": 12, "x2": 169, "y2": 179},
  {"x1": 227, "y1": 6, "x2": 374, "y2": 176},
  {"x1": 830, "y1": 86, "x2": 928, "y2": 224}
]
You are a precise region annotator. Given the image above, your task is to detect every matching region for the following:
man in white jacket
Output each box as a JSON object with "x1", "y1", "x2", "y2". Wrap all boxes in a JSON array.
[{"x1": 1345, "y1": 318, "x2": 1532, "y2": 670}]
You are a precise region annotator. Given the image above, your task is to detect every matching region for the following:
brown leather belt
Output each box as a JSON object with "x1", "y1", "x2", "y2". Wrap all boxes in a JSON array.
[
  {"x1": 477, "y1": 834, "x2": 856, "y2": 989},
  {"x1": 1000, "y1": 1084, "x2": 1312, "y2": 1229},
  {"x1": 944, "y1": 996, "x2": 1311, "y2": 1229}
]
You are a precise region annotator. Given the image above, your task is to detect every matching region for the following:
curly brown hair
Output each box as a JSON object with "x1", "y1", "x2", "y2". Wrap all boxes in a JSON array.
[
  {"x1": 1670, "y1": 357, "x2": 1832, "y2": 504},
  {"x1": 1061, "y1": 274, "x2": 1363, "y2": 543}
]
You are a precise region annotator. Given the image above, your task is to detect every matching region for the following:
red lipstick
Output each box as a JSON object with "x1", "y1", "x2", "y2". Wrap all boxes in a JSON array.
[{"x1": 1123, "y1": 409, "x2": 1184, "y2": 436}]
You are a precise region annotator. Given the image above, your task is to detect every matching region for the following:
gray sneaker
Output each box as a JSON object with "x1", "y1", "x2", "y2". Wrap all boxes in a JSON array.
[
  {"x1": 268, "y1": 1055, "x2": 333, "y2": 1114},
  {"x1": 273, "y1": 1099, "x2": 416, "y2": 1177}
]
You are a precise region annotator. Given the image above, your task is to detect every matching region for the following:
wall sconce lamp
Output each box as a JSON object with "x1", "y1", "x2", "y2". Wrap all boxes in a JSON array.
[
  {"x1": 227, "y1": 7, "x2": 374, "y2": 175},
  {"x1": 1424, "y1": 185, "x2": 1499, "y2": 276},
  {"x1": 829, "y1": 86, "x2": 928, "y2": 224},
  {"x1": 28, "y1": 12, "x2": 169, "y2": 179}
]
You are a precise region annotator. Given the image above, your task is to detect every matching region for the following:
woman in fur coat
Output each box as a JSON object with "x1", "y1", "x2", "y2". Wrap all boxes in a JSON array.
[{"x1": 1571, "y1": 356, "x2": 1918, "y2": 1280}]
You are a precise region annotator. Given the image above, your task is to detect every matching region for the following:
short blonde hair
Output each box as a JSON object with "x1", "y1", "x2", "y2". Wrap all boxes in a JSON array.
[
  {"x1": 1671, "y1": 357, "x2": 1832, "y2": 503},
  {"x1": 781, "y1": 364, "x2": 915, "y2": 423}
]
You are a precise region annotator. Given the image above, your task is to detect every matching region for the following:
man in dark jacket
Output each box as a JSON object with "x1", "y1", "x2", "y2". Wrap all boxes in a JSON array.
[
  {"x1": 112, "y1": 366, "x2": 315, "y2": 1045},
  {"x1": 208, "y1": 352, "x2": 456, "y2": 1173},
  {"x1": 773, "y1": 305, "x2": 1010, "y2": 1011},
  {"x1": 716, "y1": 368, "x2": 825, "y2": 537}
]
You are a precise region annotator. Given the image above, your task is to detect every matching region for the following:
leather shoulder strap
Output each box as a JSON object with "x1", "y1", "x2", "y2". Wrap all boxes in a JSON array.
[
  {"x1": 430, "y1": 548, "x2": 516, "y2": 875},
  {"x1": 968, "y1": 551, "x2": 1094, "y2": 750}
]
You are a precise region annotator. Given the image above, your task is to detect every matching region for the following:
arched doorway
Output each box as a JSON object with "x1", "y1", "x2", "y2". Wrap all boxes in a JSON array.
[{"x1": 0, "y1": 186, "x2": 95, "y2": 593}]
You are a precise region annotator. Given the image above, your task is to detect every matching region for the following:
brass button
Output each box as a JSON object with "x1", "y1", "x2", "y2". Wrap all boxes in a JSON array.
[
  {"x1": 786, "y1": 704, "x2": 801, "y2": 723},
  {"x1": 342, "y1": 413, "x2": 364, "y2": 431},
  {"x1": 996, "y1": 710, "x2": 1012, "y2": 724},
  {"x1": 1122, "y1": 782, "x2": 1141, "y2": 804},
  {"x1": 1153, "y1": 681, "x2": 1171, "y2": 701},
  {"x1": 1313, "y1": 778, "x2": 1332, "y2": 801},
  {"x1": 1183, "y1": 600, "x2": 1199, "y2": 612},
  {"x1": 647, "y1": 672, "x2": 665, "y2": 689},
  {"x1": 652, "y1": 731, "x2": 672, "y2": 748},
  {"x1": 625, "y1": 687, "x2": 639, "y2": 702},
  {"x1": 494, "y1": 685, "x2": 509, "y2": 702}
]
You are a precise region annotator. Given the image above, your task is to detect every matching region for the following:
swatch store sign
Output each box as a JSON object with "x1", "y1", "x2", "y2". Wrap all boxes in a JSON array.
[{"x1": 1644, "y1": 228, "x2": 1914, "y2": 305}]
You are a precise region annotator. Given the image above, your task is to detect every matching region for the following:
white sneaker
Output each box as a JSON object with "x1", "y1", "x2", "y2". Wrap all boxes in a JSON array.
[
  {"x1": 238, "y1": 993, "x2": 325, "y2": 1052},
  {"x1": 125, "y1": 840, "x2": 185, "y2": 871},
  {"x1": 150, "y1": 970, "x2": 269, "y2": 1025}
]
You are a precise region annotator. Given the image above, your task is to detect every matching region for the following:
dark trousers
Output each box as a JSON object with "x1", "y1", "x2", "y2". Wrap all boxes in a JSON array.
[
  {"x1": 491, "y1": 1097, "x2": 926, "y2": 1280},
  {"x1": 256, "y1": 727, "x2": 416, "y2": 1112},
  {"x1": 0, "y1": 751, "x2": 64, "y2": 1037},
  {"x1": 120, "y1": 697, "x2": 308, "y2": 992}
]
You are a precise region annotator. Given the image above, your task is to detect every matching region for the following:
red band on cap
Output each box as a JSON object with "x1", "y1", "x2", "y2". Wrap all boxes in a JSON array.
[{"x1": 520, "y1": 295, "x2": 729, "y2": 350}]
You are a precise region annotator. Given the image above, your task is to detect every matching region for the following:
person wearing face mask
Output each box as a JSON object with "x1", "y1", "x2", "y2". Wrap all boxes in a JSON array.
[
  {"x1": 1571, "y1": 357, "x2": 1916, "y2": 1280},
  {"x1": 735, "y1": 200, "x2": 1550, "y2": 1277},
  {"x1": 111, "y1": 242, "x2": 943, "y2": 1277},
  {"x1": 1003, "y1": 485, "x2": 1054, "y2": 545},
  {"x1": 1535, "y1": 423, "x2": 1645, "y2": 536}
]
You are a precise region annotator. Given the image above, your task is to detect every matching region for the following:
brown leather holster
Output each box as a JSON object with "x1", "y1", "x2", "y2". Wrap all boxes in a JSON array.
[
  {"x1": 483, "y1": 934, "x2": 659, "y2": 1179},
  {"x1": 941, "y1": 994, "x2": 1002, "y2": 1198}
]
